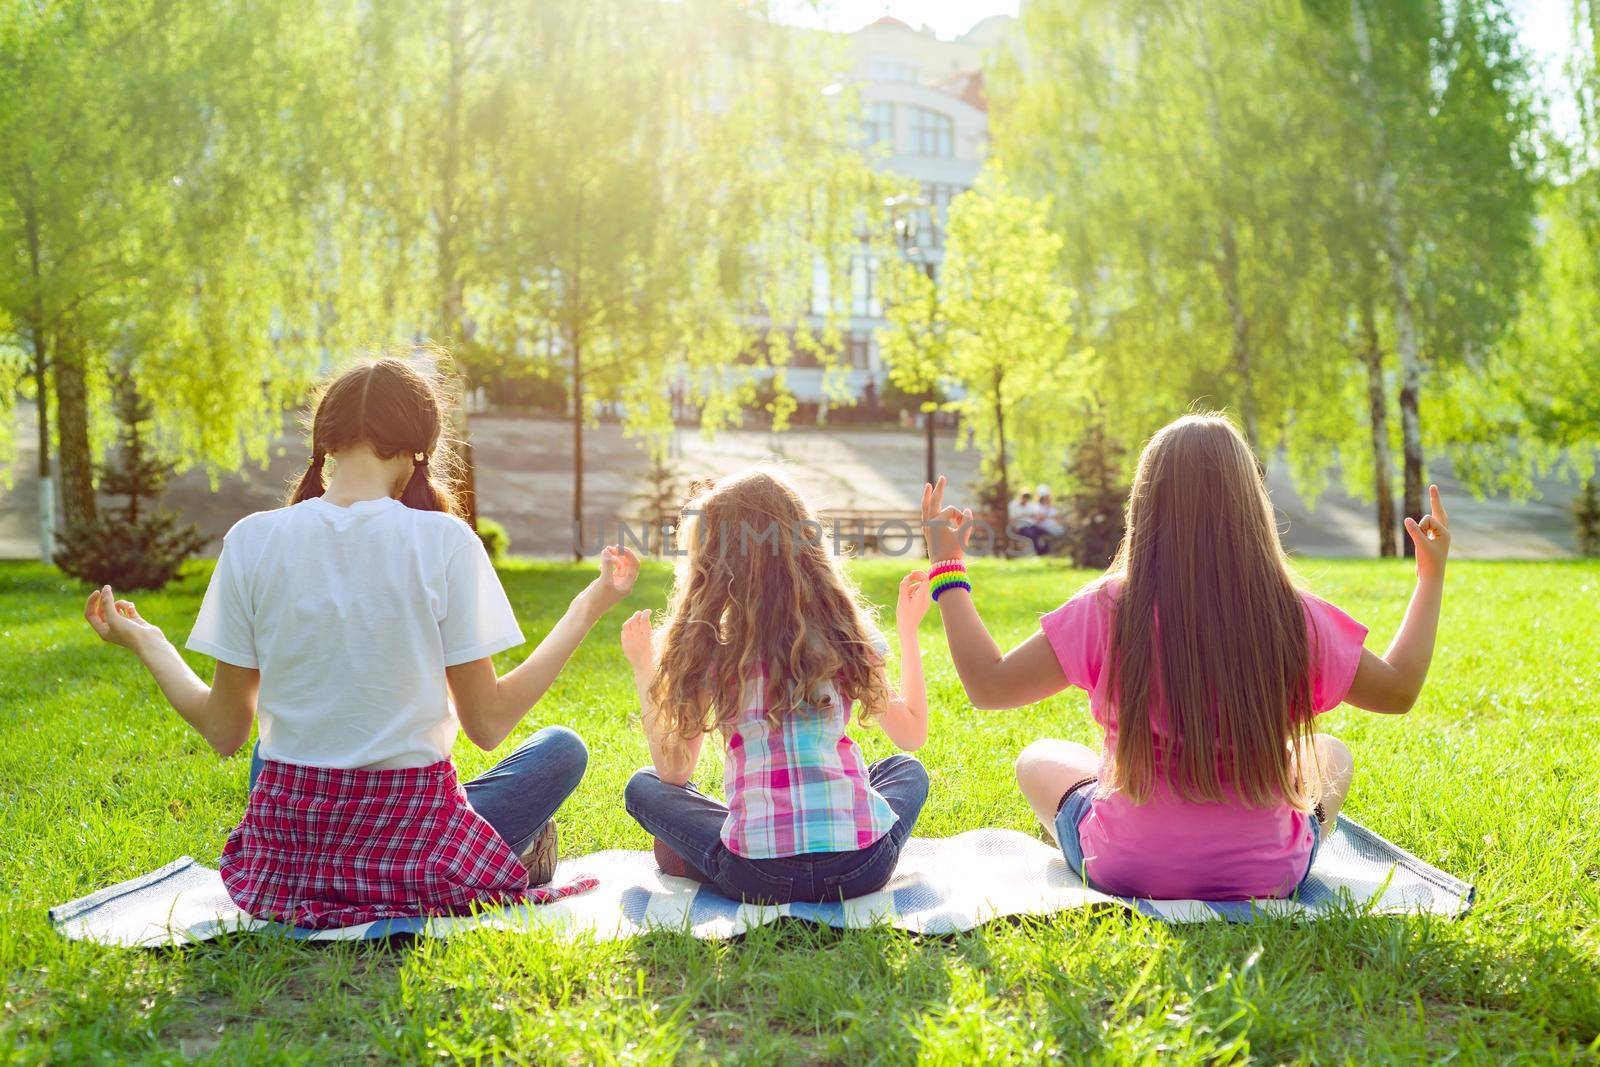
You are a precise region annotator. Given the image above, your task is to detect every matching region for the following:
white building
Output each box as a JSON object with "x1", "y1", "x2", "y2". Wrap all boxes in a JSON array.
[{"x1": 778, "y1": 14, "x2": 1014, "y2": 411}]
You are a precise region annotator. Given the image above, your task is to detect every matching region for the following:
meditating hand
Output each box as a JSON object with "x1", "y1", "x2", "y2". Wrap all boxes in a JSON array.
[
  {"x1": 920, "y1": 475, "x2": 973, "y2": 562},
  {"x1": 1404, "y1": 485, "x2": 1451, "y2": 583},
  {"x1": 620, "y1": 609, "x2": 654, "y2": 678},
  {"x1": 585, "y1": 544, "x2": 641, "y2": 615},
  {"x1": 897, "y1": 570, "x2": 931, "y2": 633},
  {"x1": 83, "y1": 586, "x2": 162, "y2": 653}
]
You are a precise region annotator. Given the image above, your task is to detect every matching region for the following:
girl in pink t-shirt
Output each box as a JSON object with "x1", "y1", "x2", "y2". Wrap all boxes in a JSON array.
[{"x1": 921, "y1": 414, "x2": 1452, "y2": 901}]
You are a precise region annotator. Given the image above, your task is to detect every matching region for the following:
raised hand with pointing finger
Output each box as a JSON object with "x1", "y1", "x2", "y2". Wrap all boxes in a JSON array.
[
  {"x1": 1404, "y1": 485, "x2": 1451, "y2": 583},
  {"x1": 920, "y1": 475, "x2": 974, "y2": 562}
]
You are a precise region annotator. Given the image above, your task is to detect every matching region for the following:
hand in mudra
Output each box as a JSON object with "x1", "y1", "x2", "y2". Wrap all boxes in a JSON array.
[
  {"x1": 83, "y1": 586, "x2": 161, "y2": 653},
  {"x1": 920, "y1": 476, "x2": 974, "y2": 561}
]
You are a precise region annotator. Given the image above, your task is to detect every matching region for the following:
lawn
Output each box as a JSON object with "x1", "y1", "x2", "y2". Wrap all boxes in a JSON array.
[{"x1": 2, "y1": 556, "x2": 1599, "y2": 1064}]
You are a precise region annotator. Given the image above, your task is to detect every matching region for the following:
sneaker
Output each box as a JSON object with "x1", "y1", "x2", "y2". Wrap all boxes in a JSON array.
[
  {"x1": 519, "y1": 821, "x2": 559, "y2": 887},
  {"x1": 652, "y1": 838, "x2": 710, "y2": 883}
]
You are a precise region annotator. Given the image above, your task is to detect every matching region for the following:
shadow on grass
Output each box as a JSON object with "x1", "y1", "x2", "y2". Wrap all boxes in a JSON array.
[{"x1": 21, "y1": 895, "x2": 1599, "y2": 1062}]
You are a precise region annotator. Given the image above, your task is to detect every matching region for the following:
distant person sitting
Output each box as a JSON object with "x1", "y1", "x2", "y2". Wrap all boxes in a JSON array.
[
  {"x1": 1011, "y1": 491, "x2": 1050, "y2": 556},
  {"x1": 1037, "y1": 486, "x2": 1066, "y2": 540}
]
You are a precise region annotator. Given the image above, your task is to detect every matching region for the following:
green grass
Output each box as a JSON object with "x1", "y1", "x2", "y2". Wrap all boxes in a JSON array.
[{"x1": 3, "y1": 556, "x2": 1599, "y2": 1064}]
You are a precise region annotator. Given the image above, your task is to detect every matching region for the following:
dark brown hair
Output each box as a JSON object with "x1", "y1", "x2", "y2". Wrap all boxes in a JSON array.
[
  {"x1": 287, "y1": 357, "x2": 463, "y2": 518},
  {"x1": 1100, "y1": 413, "x2": 1316, "y2": 809}
]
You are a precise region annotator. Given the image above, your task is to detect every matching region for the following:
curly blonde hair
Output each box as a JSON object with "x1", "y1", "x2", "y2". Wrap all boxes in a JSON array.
[{"x1": 650, "y1": 467, "x2": 890, "y2": 741}]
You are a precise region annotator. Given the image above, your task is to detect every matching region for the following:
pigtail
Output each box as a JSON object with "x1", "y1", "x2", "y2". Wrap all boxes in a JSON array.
[
  {"x1": 399, "y1": 452, "x2": 462, "y2": 518},
  {"x1": 289, "y1": 451, "x2": 327, "y2": 505}
]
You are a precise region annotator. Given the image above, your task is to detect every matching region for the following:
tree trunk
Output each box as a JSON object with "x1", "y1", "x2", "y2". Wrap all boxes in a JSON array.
[
  {"x1": 1361, "y1": 301, "x2": 1397, "y2": 557},
  {"x1": 54, "y1": 337, "x2": 96, "y2": 527},
  {"x1": 30, "y1": 329, "x2": 54, "y2": 560},
  {"x1": 1350, "y1": 0, "x2": 1423, "y2": 556},
  {"x1": 24, "y1": 201, "x2": 55, "y2": 559},
  {"x1": 993, "y1": 369, "x2": 1009, "y2": 557},
  {"x1": 571, "y1": 325, "x2": 584, "y2": 562},
  {"x1": 570, "y1": 189, "x2": 587, "y2": 562},
  {"x1": 437, "y1": 0, "x2": 478, "y2": 529},
  {"x1": 923, "y1": 258, "x2": 938, "y2": 485},
  {"x1": 1396, "y1": 346, "x2": 1423, "y2": 551}
]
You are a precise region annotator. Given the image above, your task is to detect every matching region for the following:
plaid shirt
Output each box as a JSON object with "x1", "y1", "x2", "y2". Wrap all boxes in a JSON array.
[
  {"x1": 221, "y1": 759, "x2": 571, "y2": 929},
  {"x1": 721, "y1": 669, "x2": 898, "y2": 859}
]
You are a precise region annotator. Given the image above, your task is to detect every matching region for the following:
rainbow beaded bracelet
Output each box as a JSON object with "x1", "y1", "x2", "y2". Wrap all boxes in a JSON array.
[{"x1": 929, "y1": 560, "x2": 970, "y2": 603}]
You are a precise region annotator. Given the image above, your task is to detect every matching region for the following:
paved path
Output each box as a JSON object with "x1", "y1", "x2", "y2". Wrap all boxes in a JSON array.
[{"x1": 1, "y1": 407, "x2": 1580, "y2": 560}]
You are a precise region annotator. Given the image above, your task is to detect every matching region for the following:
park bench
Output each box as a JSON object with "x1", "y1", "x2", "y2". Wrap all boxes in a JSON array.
[{"x1": 818, "y1": 509, "x2": 927, "y2": 556}]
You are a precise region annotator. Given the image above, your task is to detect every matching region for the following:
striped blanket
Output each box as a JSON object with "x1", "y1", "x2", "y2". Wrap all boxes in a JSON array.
[{"x1": 50, "y1": 819, "x2": 1471, "y2": 947}]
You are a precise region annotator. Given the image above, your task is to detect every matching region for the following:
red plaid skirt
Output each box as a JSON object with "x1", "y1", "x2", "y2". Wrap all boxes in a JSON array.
[{"x1": 220, "y1": 759, "x2": 530, "y2": 929}]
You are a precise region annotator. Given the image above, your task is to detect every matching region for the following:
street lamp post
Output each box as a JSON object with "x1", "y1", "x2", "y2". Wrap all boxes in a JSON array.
[{"x1": 886, "y1": 194, "x2": 938, "y2": 487}]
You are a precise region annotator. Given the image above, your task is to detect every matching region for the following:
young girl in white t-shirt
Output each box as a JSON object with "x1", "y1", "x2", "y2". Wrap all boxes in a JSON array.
[{"x1": 83, "y1": 358, "x2": 639, "y2": 928}]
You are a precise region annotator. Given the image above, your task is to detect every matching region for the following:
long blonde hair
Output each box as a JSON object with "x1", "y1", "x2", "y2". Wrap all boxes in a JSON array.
[
  {"x1": 650, "y1": 467, "x2": 890, "y2": 740},
  {"x1": 1101, "y1": 414, "x2": 1316, "y2": 809}
]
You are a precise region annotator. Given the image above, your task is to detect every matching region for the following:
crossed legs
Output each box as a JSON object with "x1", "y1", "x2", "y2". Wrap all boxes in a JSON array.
[{"x1": 1013, "y1": 733, "x2": 1355, "y2": 842}]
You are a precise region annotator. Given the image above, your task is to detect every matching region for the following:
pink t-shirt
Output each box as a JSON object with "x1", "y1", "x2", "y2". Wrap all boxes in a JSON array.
[{"x1": 1040, "y1": 583, "x2": 1368, "y2": 900}]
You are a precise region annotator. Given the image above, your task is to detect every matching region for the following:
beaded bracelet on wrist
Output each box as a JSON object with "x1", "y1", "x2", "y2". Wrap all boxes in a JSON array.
[{"x1": 929, "y1": 560, "x2": 970, "y2": 603}]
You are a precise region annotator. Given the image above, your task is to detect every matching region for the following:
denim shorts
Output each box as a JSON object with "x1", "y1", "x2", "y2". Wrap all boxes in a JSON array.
[
  {"x1": 1052, "y1": 779, "x2": 1326, "y2": 894},
  {"x1": 1052, "y1": 777, "x2": 1099, "y2": 884}
]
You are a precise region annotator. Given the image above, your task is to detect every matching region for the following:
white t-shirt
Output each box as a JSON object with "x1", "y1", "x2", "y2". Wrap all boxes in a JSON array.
[
  {"x1": 1010, "y1": 500, "x2": 1044, "y2": 525},
  {"x1": 187, "y1": 497, "x2": 524, "y2": 770}
]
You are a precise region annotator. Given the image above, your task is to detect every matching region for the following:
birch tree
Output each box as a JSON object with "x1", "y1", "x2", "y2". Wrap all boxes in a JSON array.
[
  {"x1": 0, "y1": 0, "x2": 330, "y2": 555},
  {"x1": 493, "y1": 1, "x2": 886, "y2": 556},
  {"x1": 990, "y1": 0, "x2": 1342, "y2": 461},
  {"x1": 1319, "y1": 0, "x2": 1538, "y2": 552}
]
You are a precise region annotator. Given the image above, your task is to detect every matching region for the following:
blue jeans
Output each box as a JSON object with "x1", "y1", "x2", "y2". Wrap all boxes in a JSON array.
[
  {"x1": 248, "y1": 725, "x2": 588, "y2": 856},
  {"x1": 623, "y1": 753, "x2": 930, "y2": 905}
]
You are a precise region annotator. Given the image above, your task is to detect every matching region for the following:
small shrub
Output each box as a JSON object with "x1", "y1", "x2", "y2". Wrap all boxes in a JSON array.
[
  {"x1": 971, "y1": 463, "x2": 1015, "y2": 557},
  {"x1": 1575, "y1": 478, "x2": 1600, "y2": 557},
  {"x1": 631, "y1": 450, "x2": 683, "y2": 556},
  {"x1": 1067, "y1": 411, "x2": 1127, "y2": 570},
  {"x1": 880, "y1": 378, "x2": 942, "y2": 423},
  {"x1": 54, "y1": 376, "x2": 207, "y2": 590},
  {"x1": 477, "y1": 516, "x2": 510, "y2": 562}
]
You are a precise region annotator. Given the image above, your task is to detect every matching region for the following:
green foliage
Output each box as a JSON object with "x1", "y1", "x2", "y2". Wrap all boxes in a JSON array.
[
  {"x1": 989, "y1": 0, "x2": 1544, "y2": 554},
  {"x1": 476, "y1": 517, "x2": 510, "y2": 562},
  {"x1": 305, "y1": 0, "x2": 892, "y2": 546},
  {"x1": 1, "y1": 0, "x2": 887, "y2": 549},
  {"x1": 878, "y1": 375, "x2": 940, "y2": 422},
  {"x1": 52, "y1": 381, "x2": 207, "y2": 590},
  {"x1": 883, "y1": 168, "x2": 1084, "y2": 512},
  {"x1": 1461, "y1": 177, "x2": 1600, "y2": 493},
  {"x1": 5, "y1": 558, "x2": 1600, "y2": 1059},
  {"x1": 0, "y1": 0, "x2": 330, "y2": 515},
  {"x1": 455, "y1": 343, "x2": 567, "y2": 413},
  {"x1": 990, "y1": 0, "x2": 1337, "y2": 458}
]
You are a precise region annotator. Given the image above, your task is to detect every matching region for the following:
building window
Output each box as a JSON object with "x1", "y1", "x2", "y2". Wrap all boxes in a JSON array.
[
  {"x1": 865, "y1": 57, "x2": 920, "y2": 83},
  {"x1": 859, "y1": 101, "x2": 895, "y2": 148},
  {"x1": 810, "y1": 256, "x2": 831, "y2": 316},
  {"x1": 792, "y1": 344, "x2": 822, "y2": 369},
  {"x1": 846, "y1": 331, "x2": 872, "y2": 370},
  {"x1": 909, "y1": 107, "x2": 953, "y2": 158},
  {"x1": 851, "y1": 254, "x2": 880, "y2": 317},
  {"x1": 920, "y1": 182, "x2": 964, "y2": 249}
]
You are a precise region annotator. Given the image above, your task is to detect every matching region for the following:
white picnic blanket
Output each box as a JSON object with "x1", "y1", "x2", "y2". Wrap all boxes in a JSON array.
[{"x1": 49, "y1": 819, "x2": 1472, "y2": 947}]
